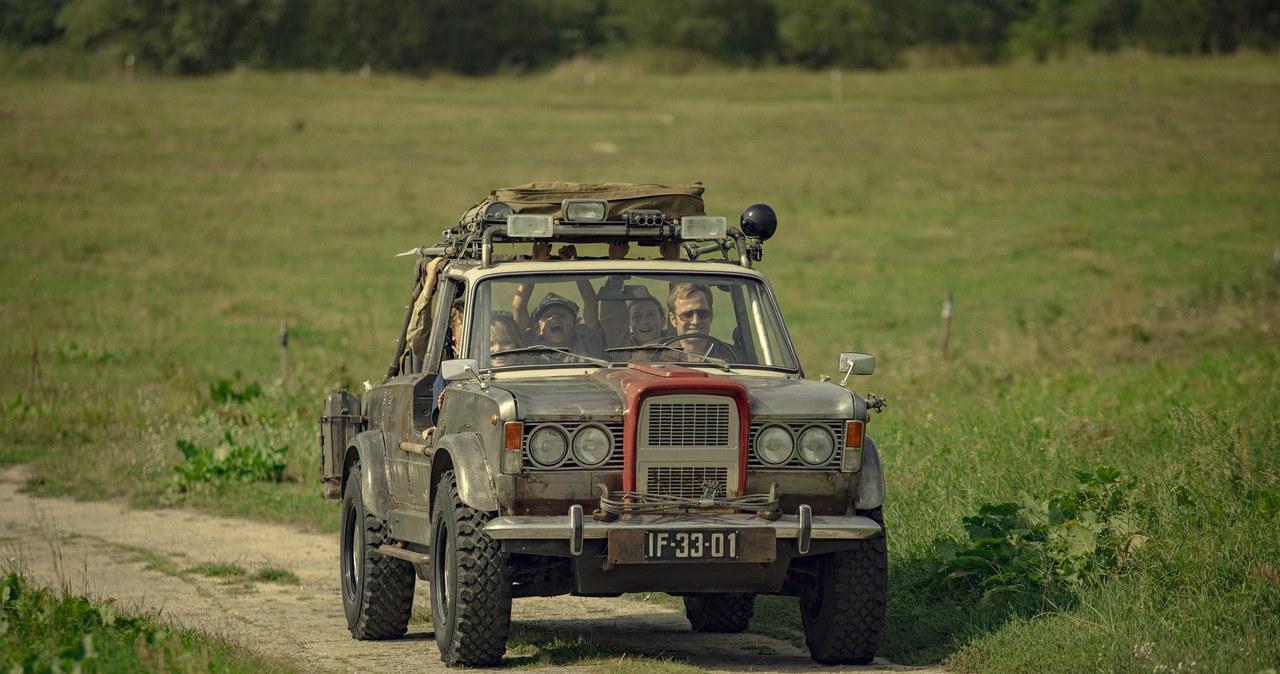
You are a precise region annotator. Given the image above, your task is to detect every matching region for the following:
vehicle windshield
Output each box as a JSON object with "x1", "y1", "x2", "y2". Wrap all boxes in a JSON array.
[{"x1": 467, "y1": 271, "x2": 799, "y2": 371}]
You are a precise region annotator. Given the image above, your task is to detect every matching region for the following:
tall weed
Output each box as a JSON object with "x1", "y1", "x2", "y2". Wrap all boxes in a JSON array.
[
  {"x1": 928, "y1": 466, "x2": 1145, "y2": 603},
  {"x1": 172, "y1": 431, "x2": 288, "y2": 490}
]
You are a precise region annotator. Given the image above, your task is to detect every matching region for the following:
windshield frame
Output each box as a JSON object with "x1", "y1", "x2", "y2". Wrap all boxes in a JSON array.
[{"x1": 466, "y1": 267, "x2": 801, "y2": 374}]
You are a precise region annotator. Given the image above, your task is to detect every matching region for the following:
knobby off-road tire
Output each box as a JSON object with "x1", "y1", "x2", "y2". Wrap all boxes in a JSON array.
[
  {"x1": 684, "y1": 593, "x2": 756, "y2": 633},
  {"x1": 800, "y1": 507, "x2": 887, "y2": 665},
  {"x1": 340, "y1": 461, "x2": 415, "y2": 639},
  {"x1": 431, "y1": 470, "x2": 512, "y2": 667}
]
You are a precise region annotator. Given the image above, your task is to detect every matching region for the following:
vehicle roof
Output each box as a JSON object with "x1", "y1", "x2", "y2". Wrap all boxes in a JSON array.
[{"x1": 449, "y1": 257, "x2": 772, "y2": 283}]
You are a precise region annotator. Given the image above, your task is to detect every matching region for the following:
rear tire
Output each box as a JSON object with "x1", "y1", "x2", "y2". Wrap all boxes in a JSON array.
[
  {"x1": 684, "y1": 593, "x2": 755, "y2": 633},
  {"x1": 340, "y1": 461, "x2": 414, "y2": 639},
  {"x1": 430, "y1": 470, "x2": 512, "y2": 667},
  {"x1": 799, "y1": 507, "x2": 886, "y2": 664}
]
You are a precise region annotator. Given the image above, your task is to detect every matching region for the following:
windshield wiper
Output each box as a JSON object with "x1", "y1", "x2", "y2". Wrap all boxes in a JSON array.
[
  {"x1": 491, "y1": 345, "x2": 611, "y2": 368},
  {"x1": 604, "y1": 345, "x2": 732, "y2": 372}
]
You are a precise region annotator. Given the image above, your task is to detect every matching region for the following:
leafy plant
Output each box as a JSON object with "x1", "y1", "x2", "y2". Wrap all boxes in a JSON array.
[
  {"x1": 173, "y1": 431, "x2": 287, "y2": 489},
  {"x1": 928, "y1": 466, "x2": 1145, "y2": 601},
  {"x1": 54, "y1": 341, "x2": 126, "y2": 365},
  {"x1": 209, "y1": 373, "x2": 263, "y2": 405}
]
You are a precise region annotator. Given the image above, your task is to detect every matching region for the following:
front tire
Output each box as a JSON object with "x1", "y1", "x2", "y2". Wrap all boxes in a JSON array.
[
  {"x1": 684, "y1": 593, "x2": 755, "y2": 632},
  {"x1": 340, "y1": 461, "x2": 414, "y2": 639},
  {"x1": 430, "y1": 470, "x2": 512, "y2": 667},
  {"x1": 799, "y1": 507, "x2": 886, "y2": 664}
]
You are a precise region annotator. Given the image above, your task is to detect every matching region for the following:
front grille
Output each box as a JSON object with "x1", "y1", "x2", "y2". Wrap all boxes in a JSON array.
[
  {"x1": 643, "y1": 398, "x2": 733, "y2": 447},
  {"x1": 638, "y1": 394, "x2": 740, "y2": 497},
  {"x1": 645, "y1": 466, "x2": 729, "y2": 499}
]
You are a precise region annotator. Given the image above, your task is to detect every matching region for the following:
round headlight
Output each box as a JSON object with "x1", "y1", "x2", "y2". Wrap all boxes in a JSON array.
[
  {"x1": 797, "y1": 425, "x2": 836, "y2": 466},
  {"x1": 527, "y1": 426, "x2": 568, "y2": 467},
  {"x1": 572, "y1": 425, "x2": 613, "y2": 467},
  {"x1": 755, "y1": 425, "x2": 794, "y2": 465}
]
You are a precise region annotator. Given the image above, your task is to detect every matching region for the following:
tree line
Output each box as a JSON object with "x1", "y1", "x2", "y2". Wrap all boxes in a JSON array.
[{"x1": 3, "y1": 0, "x2": 1278, "y2": 76}]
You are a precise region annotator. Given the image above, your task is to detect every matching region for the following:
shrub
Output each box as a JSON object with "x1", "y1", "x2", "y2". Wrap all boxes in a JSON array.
[
  {"x1": 928, "y1": 466, "x2": 1145, "y2": 601},
  {"x1": 173, "y1": 431, "x2": 287, "y2": 489},
  {"x1": 209, "y1": 373, "x2": 263, "y2": 405}
]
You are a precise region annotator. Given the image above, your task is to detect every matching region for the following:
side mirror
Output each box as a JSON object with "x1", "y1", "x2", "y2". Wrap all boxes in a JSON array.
[
  {"x1": 838, "y1": 352, "x2": 875, "y2": 376},
  {"x1": 442, "y1": 359, "x2": 481, "y2": 382}
]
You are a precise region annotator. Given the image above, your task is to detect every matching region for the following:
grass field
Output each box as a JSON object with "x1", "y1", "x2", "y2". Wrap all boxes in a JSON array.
[{"x1": 2, "y1": 52, "x2": 1278, "y2": 672}]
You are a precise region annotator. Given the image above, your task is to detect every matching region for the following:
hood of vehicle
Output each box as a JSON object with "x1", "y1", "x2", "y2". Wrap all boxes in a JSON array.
[{"x1": 495, "y1": 367, "x2": 855, "y2": 421}]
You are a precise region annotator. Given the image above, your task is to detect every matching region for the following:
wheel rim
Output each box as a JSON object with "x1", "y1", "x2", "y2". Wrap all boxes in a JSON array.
[
  {"x1": 800, "y1": 566, "x2": 823, "y2": 624},
  {"x1": 433, "y1": 518, "x2": 453, "y2": 619},
  {"x1": 801, "y1": 591, "x2": 821, "y2": 623},
  {"x1": 342, "y1": 499, "x2": 360, "y2": 600}
]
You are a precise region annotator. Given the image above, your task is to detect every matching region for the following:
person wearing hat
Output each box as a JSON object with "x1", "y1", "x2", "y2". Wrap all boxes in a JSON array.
[{"x1": 512, "y1": 243, "x2": 605, "y2": 359}]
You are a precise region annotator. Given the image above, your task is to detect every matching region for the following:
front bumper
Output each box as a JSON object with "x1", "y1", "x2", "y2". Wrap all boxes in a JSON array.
[{"x1": 484, "y1": 504, "x2": 881, "y2": 558}]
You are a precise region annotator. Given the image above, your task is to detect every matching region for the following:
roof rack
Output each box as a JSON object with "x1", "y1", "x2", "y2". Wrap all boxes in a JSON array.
[{"x1": 398, "y1": 192, "x2": 778, "y2": 270}]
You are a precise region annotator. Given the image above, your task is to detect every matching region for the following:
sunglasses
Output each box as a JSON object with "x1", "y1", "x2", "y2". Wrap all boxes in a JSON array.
[{"x1": 676, "y1": 308, "x2": 712, "y2": 321}]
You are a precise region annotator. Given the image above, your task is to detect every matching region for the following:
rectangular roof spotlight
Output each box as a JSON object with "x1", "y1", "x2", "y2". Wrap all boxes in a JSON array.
[
  {"x1": 562, "y1": 199, "x2": 608, "y2": 222},
  {"x1": 680, "y1": 216, "x2": 727, "y2": 240},
  {"x1": 507, "y1": 214, "x2": 554, "y2": 238}
]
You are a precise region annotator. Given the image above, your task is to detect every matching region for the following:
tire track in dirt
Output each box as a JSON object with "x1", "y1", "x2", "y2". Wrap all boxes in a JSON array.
[{"x1": 0, "y1": 465, "x2": 939, "y2": 674}]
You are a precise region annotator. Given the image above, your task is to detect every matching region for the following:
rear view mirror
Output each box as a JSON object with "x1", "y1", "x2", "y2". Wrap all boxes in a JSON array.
[
  {"x1": 838, "y1": 352, "x2": 875, "y2": 376},
  {"x1": 596, "y1": 282, "x2": 646, "y2": 302}
]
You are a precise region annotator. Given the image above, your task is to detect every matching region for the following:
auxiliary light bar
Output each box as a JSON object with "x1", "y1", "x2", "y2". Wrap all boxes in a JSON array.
[
  {"x1": 562, "y1": 199, "x2": 608, "y2": 222},
  {"x1": 506, "y1": 214, "x2": 554, "y2": 238},
  {"x1": 680, "y1": 215, "x2": 727, "y2": 240}
]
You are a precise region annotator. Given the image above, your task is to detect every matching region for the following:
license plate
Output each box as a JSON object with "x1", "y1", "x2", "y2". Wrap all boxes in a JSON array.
[{"x1": 643, "y1": 529, "x2": 741, "y2": 561}]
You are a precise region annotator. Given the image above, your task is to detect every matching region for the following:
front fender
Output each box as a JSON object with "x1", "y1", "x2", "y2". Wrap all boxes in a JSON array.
[
  {"x1": 436, "y1": 431, "x2": 498, "y2": 512},
  {"x1": 347, "y1": 429, "x2": 393, "y2": 520},
  {"x1": 854, "y1": 436, "x2": 886, "y2": 510}
]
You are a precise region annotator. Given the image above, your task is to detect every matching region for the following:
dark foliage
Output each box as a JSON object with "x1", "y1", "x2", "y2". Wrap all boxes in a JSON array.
[{"x1": 7, "y1": 0, "x2": 1279, "y2": 74}]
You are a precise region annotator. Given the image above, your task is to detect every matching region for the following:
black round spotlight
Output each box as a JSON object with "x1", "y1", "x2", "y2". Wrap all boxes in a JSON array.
[{"x1": 740, "y1": 203, "x2": 777, "y2": 240}]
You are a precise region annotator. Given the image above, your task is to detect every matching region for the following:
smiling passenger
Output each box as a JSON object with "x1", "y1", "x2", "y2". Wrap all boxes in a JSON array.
[{"x1": 627, "y1": 296, "x2": 664, "y2": 344}]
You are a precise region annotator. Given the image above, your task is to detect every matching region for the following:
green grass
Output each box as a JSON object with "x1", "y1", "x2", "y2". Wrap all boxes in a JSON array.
[
  {"x1": 1, "y1": 52, "x2": 1278, "y2": 672},
  {"x1": 506, "y1": 622, "x2": 708, "y2": 672},
  {"x1": 185, "y1": 560, "x2": 299, "y2": 588},
  {"x1": 0, "y1": 571, "x2": 296, "y2": 673}
]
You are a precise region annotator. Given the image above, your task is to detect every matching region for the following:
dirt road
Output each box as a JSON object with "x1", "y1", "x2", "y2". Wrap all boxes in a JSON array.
[{"x1": 0, "y1": 465, "x2": 937, "y2": 673}]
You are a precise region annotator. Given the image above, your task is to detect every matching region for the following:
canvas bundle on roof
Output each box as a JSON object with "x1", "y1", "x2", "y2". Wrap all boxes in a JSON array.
[{"x1": 459, "y1": 181, "x2": 706, "y2": 224}]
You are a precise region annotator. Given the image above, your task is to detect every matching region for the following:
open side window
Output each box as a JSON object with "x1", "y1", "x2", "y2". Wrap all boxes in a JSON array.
[{"x1": 411, "y1": 276, "x2": 465, "y2": 429}]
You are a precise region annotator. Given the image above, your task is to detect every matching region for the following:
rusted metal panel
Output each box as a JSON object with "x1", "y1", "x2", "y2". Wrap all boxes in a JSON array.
[
  {"x1": 512, "y1": 471, "x2": 622, "y2": 515},
  {"x1": 747, "y1": 470, "x2": 853, "y2": 516}
]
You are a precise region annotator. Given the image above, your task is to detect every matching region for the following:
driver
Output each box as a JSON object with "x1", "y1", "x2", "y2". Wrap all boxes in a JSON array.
[
  {"x1": 656, "y1": 281, "x2": 740, "y2": 363},
  {"x1": 667, "y1": 282, "x2": 714, "y2": 337}
]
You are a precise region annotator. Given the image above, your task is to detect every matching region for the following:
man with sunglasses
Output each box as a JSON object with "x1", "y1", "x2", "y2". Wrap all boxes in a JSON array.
[
  {"x1": 668, "y1": 282, "x2": 714, "y2": 336},
  {"x1": 661, "y1": 282, "x2": 738, "y2": 362}
]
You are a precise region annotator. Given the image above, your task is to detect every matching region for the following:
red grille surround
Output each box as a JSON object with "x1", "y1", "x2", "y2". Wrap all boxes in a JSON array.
[{"x1": 613, "y1": 363, "x2": 751, "y2": 496}]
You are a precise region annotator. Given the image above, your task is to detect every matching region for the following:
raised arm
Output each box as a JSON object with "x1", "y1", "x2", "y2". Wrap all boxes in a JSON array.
[
  {"x1": 407, "y1": 256, "x2": 447, "y2": 359},
  {"x1": 512, "y1": 242, "x2": 551, "y2": 329},
  {"x1": 598, "y1": 242, "x2": 630, "y2": 346},
  {"x1": 557, "y1": 245, "x2": 601, "y2": 330}
]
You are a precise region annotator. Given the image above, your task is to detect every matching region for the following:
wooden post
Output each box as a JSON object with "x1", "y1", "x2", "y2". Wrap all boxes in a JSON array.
[
  {"x1": 941, "y1": 290, "x2": 953, "y2": 361},
  {"x1": 280, "y1": 320, "x2": 290, "y2": 387},
  {"x1": 28, "y1": 343, "x2": 43, "y2": 402},
  {"x1": 1273, "y1": 249, "x2": 1280, "y2": 296},
  {"x1": 830, "y1": 68, "x2": 843, "y2": 102}
]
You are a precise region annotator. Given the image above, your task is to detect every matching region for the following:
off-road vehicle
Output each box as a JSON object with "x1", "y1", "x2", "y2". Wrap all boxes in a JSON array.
[{"x1": 320, "y1": 182, "x2": 888, "y2": 667}]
